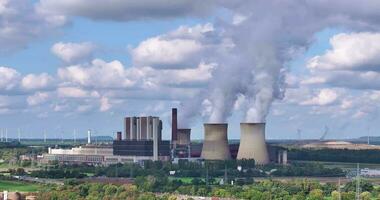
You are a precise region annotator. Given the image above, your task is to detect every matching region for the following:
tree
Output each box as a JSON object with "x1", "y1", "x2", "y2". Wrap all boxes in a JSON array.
[
  {"x1": 308, "y1": 189, "x2": 324, "y2": 200},
  {"x1": 341, "y1": 191, "x2": 355, "y2": 200},
  {"x1": 331, "y1": 190, "x2": 340, "y2": 200},
  {"x1": 103, "y1": 184, "x2": 118, "y2": 196},
  {"x1": 360, "y1": 191, "x2": 371, "y2": 200}
]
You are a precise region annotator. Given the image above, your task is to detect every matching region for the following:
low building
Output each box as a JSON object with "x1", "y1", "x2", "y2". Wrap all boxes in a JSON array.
[
  {"x1": 113, "y1": 140, "x2": 170, "y2": 161},
  {"x1": 39, "y1": 145, "x2": 168, "y2": 165}
]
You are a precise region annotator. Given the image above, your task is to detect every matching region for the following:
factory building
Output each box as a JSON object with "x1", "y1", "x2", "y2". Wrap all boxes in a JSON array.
[
  {"x1": 116, "y1": 116, "x2": 170, "y2": 161},
  {"x1": 124, "y1": 116, "x2": 162, "y2": 140},
  {"x1": 40, "y1": 145, "x2": 159, "y2": 165}
]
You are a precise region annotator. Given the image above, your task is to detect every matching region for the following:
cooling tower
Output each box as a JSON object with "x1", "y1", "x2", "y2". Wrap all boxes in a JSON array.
[
  {"x1": 237, "y1": 123, "x2": 269, "y2": 165},
  {"x1": 201, "y1": 123, "x2": 231, "y2": 160},
  {"x1": 177, "y1": 128, "x2": 191, "y2": 145}
]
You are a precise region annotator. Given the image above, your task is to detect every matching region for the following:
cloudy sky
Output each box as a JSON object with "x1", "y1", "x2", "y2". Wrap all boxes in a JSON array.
[{"x1": 1, "y1": 0, "x2": 380, "y2": 140}]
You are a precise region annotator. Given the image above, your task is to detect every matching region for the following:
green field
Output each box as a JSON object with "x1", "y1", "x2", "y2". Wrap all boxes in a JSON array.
[
  {"x1": 295, "y1": 160, "x2": 380, "y2": 170},
  {"x1": 0, "y1": 180, "x2": 41, "y2": 192}
]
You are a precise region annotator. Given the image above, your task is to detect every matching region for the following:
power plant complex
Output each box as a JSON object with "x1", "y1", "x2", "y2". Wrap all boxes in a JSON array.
[{"x1": 40, "y1": 108, "x2": 287, "y2": 165}]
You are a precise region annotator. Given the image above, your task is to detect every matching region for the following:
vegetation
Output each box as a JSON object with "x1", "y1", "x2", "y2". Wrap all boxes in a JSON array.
[
  {"x1": 29, "y1": 160, "x2": 343, "y2": 180},
  {"x1": 288, "y1": 148, "x2": 380, "y2": 164},
  {"x1": 0, "y1": 180, "x2": 41, "y2": 192},
  {"x1": 37, "y1": 178, "x2": 380, "y2": 200}
]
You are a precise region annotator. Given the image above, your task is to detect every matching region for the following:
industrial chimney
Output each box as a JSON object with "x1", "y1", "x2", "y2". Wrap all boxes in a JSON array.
[
  {"x1": 172, "y1": 108, "x2": 178, "y2": 145},
  {"x1": 87, "y1": 129, "x2": 91, "y2": 144},
  {"x1": 116, "y1": 131, "x2": 122, "y2": 141},
  {"x1": 237, "y1": 123, "x2": 269, "y2": 165},
  {"x1": 201, "y1": 123, "x2": 231, "y2": 160}
]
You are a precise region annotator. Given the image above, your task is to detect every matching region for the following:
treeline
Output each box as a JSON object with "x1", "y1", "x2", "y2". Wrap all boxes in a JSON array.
[
  {"x1": 288, "y1": 148, "x2": 380, "y2": 163},
  {"x1": 30, "y1": 169, "x2": 87, "y2": 179},
  {"x1": 37, "y1": 178, "x2": 378, "y2": 200},
  {"x1": 30, "y1": 160, "x2": 343, "y2": 179}
]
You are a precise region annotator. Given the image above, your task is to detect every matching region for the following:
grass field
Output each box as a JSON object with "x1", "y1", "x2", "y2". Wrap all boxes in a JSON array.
[
  {"x1": 0, "y1": 180, "x2": 41, "y2": 192},
  {"x1": 294, "y1": 160, "x2": 380, "y2": 170}
]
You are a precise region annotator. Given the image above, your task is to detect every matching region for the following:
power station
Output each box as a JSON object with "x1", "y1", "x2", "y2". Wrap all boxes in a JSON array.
[{"x1": 41, "y1": 107, "x2": 286, "y2": 165}]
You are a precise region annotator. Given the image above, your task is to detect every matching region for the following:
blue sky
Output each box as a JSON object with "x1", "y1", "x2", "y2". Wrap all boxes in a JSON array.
[{"x1": 0, "y1": 0, "x2": 380, "y2": 140}]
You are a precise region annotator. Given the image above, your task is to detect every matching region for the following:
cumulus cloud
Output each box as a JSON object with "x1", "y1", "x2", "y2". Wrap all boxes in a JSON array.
[
  {"x1": 58, "y1": 59, "x2": 134, "y2": 89},
  {"x1": 37, "y1": 0, "x2": 213, "y2": 21},
  {"x1": 0, "y1": 0, "x2": 66, "y2": 54},
  {"x1": 51, "y1": 42, "x2": 96, "y2": 63},
  {"x1": 305, "y1": 32, "x2": 380, "y2": 90},
  {"x1": 0, "y1": 66, "x2": 20, "y2": 91},
  {"x1": 301, "y1": 89, "x2": 340, "y2": 106},
  {"x1": 57, "y1": 87, "x2": 98, "y2": 98},
  {"x1": 21, "y1": 73, "x2": 54, "y2": 91},
  {"x1": 131, "y1": 23, "x2": 217, "y2": 69},
  {"x1": 308, "y1": 32, "x2": 380, "y2": 71},
  {"x1": 27, "y1": 92, "x2": 50, "y2": 106}
]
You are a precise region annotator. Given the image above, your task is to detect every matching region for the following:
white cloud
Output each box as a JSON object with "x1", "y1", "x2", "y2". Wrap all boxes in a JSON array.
[
  {"x1": 27, "y1": 92, "x2": 50, "y2": 106},
  {"x1": 0, "y1": 0, "x2": 66, "y2": 54},
  {"x1": 51, "y1": 42, "x2": 96, "y2": 63},
  {"x1": 308, "y1": 32, "x2": 380, "y2": 71},
  {"x1": 21, "y1": 73, "x2": 54, "y2": 90},
  {"x1": 304, "y1": 32, "x2": 380, "y2": 90},
  {"x1": 99, "y1": 96, "x2": 111, "y2": 112},
  {"x1": 132, "y1": 37, "x2": 203, "y2": 68},
  {"x1": 58, "y1": 59, "x2": 134, "y2": 89},
  {"x1": 301, "y1": 89, "x2": 339, "y2": 106},
  {"x1": 131, "y1": 24, "x2": 216, "y2": 69},
  {"x1": 0, "y1": 66, "x2": 20, "y2": 91},
  {"x1": 57, "y1": 87, "x2": 97, "y2": 98}
]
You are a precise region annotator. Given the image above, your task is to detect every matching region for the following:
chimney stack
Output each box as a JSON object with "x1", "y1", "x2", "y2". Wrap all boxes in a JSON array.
[
  {"x1": 116, "y1": 131, "x2": 122, "y2": 141},
  {"x1": 172, "y1": 108, "x2": 178, "y2": 144},
  {"x1": 87, "y1": 129, "x2": 91, "y2": 144}
]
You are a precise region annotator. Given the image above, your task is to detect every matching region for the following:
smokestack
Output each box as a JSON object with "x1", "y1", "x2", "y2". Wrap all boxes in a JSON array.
[
  {"x1": 201, "y1": 123, "x2": 231, "y2": 160},
  {"x1": 87, "y1": 129, "x2": 91, "y2": 144},
  {"x1": 172, "y1": 108, "x2": 178, "y2": 144},
  {"x1": 116, "y1": 131, "x2": 122, "y2": 141},
  {"x1": 237, "y1": 123, "x2": 269, "y2": 165}
]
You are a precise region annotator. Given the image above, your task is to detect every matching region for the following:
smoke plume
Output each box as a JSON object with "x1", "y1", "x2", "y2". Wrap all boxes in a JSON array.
[{"x1": 180, "y1": 0, "x2": 380, "y2": 124}]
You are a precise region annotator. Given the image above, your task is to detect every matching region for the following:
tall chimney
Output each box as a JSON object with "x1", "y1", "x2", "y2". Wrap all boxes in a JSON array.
[
  {"x1": 172, "y1": 108, "x2": 178, "y2": 144},
  {"x1": 116, "y1": 131, "x2": 122, "y2": 141},
  {"x1": 87, "y1": 129, "x2": 91, "y2": 144}
]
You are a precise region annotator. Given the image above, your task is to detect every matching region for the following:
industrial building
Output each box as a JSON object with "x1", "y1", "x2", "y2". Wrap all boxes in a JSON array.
[
  {"x1": 124, "y1": 116, "x2": 162, "y2": 140},
  {"x1": 39, "y1": 109, "x2": 287, "y2": 166},
  {"x1": 171, "y1": 108, "x2": 193, "y2": 158},
  {"x1": 118, "y1": 116, "x2": 170, "y2": 161},
  {"x1": 40, "y1": 115, "x2": 170, "y2": 165},
  {"x1": 40, "y1": 145, "x2": 159, "y2": 165}
]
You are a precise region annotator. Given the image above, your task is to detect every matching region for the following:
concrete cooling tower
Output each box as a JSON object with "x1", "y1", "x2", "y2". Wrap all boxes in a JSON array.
[
  {"x1": 177, "y1": 129, "x2": 191, "y2": 146},
  {"x1": 237, "y1": 123, "x2": 269, "y2": 165},
  {"x1": 201, "y1": 123, "x2": 231, "y2": 160}
]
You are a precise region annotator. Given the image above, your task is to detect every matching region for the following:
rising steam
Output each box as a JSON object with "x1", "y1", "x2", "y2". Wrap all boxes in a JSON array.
[{"x1": 180, "y1": 0, "x2": 380, "y2": 125}]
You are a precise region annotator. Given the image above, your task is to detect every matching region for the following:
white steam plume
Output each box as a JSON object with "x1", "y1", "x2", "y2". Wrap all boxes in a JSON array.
[{"x1": 179, "y1": 0, "x2": 380, "y2": 124}]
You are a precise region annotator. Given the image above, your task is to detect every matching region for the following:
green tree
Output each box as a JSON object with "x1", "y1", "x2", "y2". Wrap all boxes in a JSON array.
[
  {"x1": 331, "y1": 190, "x2": 340, "y2": 200},
  {"x1": 308, "y1": 189, "x2": 323, "y2": 200},
  {"x1": 360, "y1": 191, "x2": 371, "y2": 200}
]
